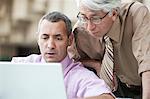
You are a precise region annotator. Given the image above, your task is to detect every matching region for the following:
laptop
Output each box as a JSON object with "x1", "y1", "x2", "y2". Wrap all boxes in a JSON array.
[{"x1": 0, "y1": 62, "x2": 67, "y2": 99}]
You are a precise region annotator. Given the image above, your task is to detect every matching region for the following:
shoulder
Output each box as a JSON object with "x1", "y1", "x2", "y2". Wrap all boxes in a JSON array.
[
  {"x1": 121, "y1": 1, "x2": 149, "y2": 15},
  {"x1": 121, "y1": 1, "x2": 143, "y2": 8},
  {"x1": 11, "y1": 54, "x2": 42, "y2": 63},
  {"x1": 68, "y1": 61, "x2": 100, "y2": 82},
  {"x1": 66, "y1": 61, "x2": 111, "y2": 97},
  {"x1": 64, "y1": 57, "x2": 98, "y2": 80}
]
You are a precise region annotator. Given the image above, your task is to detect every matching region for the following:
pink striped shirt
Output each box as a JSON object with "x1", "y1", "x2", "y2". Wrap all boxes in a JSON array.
[{"x1": 12, "y1": 54, "x2": 112, "y2": 99}]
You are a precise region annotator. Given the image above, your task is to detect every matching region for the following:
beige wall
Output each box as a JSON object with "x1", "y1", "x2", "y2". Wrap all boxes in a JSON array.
[
  {"x1": 143, "y1": 0, "x2": 150, "y2": 10},
  {"x1": 0, "y1": 0, "x2": 149, "y2": 60},
  {"x1": 0, "y1": 0, "x2": 78, "y2": 45}
]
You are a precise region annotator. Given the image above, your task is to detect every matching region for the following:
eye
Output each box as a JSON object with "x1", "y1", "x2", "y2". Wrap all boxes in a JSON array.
[
  {"x1": 91, "y1": 16, "x2": 101, "y2": 22},
  {"x1": 56, "y1": 36, "x2": 63, "y2": 40},
  {"x1": 41, "y1": 35, "x2": 49, "y2": 40}
]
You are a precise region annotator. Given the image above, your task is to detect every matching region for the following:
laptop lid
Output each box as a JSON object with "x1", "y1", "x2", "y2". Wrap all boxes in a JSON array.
[{"x1": 0, "y1": 62, "x2": 67, "y2": 99}]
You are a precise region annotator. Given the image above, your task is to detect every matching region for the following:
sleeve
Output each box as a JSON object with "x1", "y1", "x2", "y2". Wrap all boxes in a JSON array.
[
  {"x1": 68, "y1": 24, "x2": 104, "y2": 61},
  {"x1": 131, "y1": 2, "x2": 150, "y2": 75},
  {"x1": 11, "y1": 54, "x2": 41, "y2": 63},
  {"x1": 11, "y1": 57, "x2": 27, "y2": 63},
  {"x1": 76, "y1": 68, "x2": 112, "y2": 97}
]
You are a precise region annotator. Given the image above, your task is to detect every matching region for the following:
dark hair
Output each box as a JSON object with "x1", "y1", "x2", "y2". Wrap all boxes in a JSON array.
[{"x1": 38, "y1": 11, "x2": 72, "y2": 37}]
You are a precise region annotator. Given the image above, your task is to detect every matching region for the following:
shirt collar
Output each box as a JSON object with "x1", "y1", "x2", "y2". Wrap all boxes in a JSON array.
[
  {"x1": 41, "y1": 55, "x2": 71, "y2": 71},
  {"x1": 107, "y1": 17, "x2": 121, "y2": 42},
  {"x1": 60, "y1": 55, "x2": 71, "y2": 71},
  {"x1": 41, "y1": 57, "x2": 46, "y2": 63}
]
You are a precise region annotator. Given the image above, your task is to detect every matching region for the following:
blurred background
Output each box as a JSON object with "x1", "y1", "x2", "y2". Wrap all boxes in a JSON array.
[{"x1": 0, "y1": 0, "x2": 150, "y2": 61}]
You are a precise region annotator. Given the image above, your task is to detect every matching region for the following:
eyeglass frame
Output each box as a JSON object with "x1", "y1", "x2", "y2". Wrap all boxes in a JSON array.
[{"x1": 77, "y1": 12, "x2": 109, "y2": 24}]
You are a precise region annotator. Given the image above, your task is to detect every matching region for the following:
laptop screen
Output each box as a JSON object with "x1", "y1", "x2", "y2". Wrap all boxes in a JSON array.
[{"x1": 0, "y1": 62, "x2": 67, "y2": 99}]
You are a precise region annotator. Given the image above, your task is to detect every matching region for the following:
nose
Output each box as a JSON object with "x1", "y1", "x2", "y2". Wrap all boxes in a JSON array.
[
  {"x1": 47, "y1": 38, "x2": 55, "y2": 49},
  {"x1": 86, "y1": 21, "x2": 96, "y2": 32}
]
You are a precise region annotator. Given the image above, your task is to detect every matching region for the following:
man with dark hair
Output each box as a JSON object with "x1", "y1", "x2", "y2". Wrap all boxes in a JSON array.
[{"x1": 12, "y1": 11, "x2": 114, "y2": 99}]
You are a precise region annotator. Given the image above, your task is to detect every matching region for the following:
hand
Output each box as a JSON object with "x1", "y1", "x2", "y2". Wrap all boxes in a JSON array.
[{"x1": 71, "y1": 93, "x2": 115, "y2": 99}]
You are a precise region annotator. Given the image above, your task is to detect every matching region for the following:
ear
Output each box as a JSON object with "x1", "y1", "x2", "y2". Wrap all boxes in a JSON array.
[
  {"x1": 68, "y1": 33, "x2": 73, "y2": 46},
  {"x1": 36, "y1": 32, "x2": 40, "y2": 46},
  {"x1": 111, "y1": 9, "x2": 118, "y2": 21}
]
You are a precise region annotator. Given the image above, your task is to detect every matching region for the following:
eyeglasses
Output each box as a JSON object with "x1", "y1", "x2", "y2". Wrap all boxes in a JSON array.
[{"x1": 77, "y1": 12, "x2": 109, "y2": 24}]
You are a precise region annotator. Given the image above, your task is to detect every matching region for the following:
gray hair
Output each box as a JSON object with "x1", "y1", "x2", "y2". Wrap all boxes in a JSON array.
[
  {"x1": 37, "y1": 11, "x2": 72, "y2": 37},
  {"x1": 76, "y1": 0, "x2": 121, "y2": 12}
]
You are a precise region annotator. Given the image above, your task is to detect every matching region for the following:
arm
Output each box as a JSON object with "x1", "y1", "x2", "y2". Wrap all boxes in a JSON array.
[
  {"x1": 84, "y1": 94, "x2": 114, "y2": 99},
  {"x1": 131, "y1": 3, "x2": 150, "y2": 99},
  {"x1": 142, "y1": 71, "x2": 150, "y2": 99},
  {"x1": 74, "y1": 93, "x2": 114, "y2": 99},
  {"x1": 68, "y1": 34, "x2": 102, "y2": 76},
  {"x1": 69, "y1": 24, "x2": 104, "y2": 76}
]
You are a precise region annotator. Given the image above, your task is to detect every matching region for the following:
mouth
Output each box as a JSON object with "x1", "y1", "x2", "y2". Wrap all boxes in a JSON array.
[
  {"x1": 89, "y1": 32, "x2": 102, "y2": 38},
  {"x1": 45, "y1": 52, "x2": 56, "y2": 57},
  {"x1": 90, "y1": 32, "x2": 98, "y2": 36},
  {"x1": 92, "y1": 32, "x2": 97, "y2": 34}
]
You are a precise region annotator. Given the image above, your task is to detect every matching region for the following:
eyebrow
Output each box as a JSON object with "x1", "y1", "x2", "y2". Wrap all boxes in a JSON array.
[
  {"x1": 55, "y1": 32, "x2": 67, "y2": 38},
  {"x1": 40, "y1": 32, "x2": 65, "y2": 37},
  {"x1": 41, "y1": 34, "x2": 49, "y2": 36},
  {"x1": 55, "y1": 33, "x2": 62, "y2": 37}
]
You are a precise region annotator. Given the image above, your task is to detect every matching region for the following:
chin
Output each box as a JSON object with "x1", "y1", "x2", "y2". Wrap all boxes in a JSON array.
[{"x1": 46, "y1": 59, "x2": 58, "y2": 63}]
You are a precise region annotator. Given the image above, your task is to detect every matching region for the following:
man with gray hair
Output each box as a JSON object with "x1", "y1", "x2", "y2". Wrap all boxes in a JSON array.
[{"x1": 69, "y1": 0, "x2": 150, "y2": 98}]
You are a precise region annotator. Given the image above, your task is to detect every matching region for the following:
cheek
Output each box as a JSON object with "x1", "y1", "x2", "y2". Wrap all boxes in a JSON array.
[
  {"x1": 98, "y1": 22, "x2": 112, "y2": 33},
  {"x1": 104, "y1": 19, "x2": 114, "y2": 30},
  {"x1": 58, "y1": 43, "x2": 68, "y2": 51},
  {"x1": 95, "y1": 24, "x2": 106, "y2": 33},
  {"x1": 100, "y1": 24, "x2": 109, "y2": 32},
  {"x1": 39, "y1": 41, "x2": 46, "y2": 50}
]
